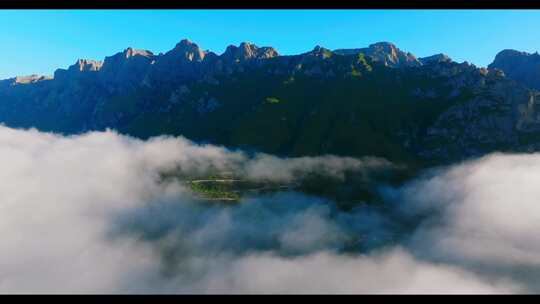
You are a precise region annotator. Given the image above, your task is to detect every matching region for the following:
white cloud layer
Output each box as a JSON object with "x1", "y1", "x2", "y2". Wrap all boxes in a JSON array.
[
  {"x1": 0, "y1": 125, "x2": 538, "y2": 293},
  {"x1": 394, "y1": 153, "x2": 540, "y2": 292}
]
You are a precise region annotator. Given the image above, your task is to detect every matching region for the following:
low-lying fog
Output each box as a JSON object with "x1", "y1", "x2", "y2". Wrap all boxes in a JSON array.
[{"x1": 1, "y1": 125, "x2": 539, "y2": 293}]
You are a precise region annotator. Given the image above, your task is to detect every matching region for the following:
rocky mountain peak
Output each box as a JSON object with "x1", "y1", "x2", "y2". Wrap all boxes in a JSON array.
[
  {"x1": 103, "y1": 48, "x2": 155, "y2": 67},
  {"x1": 367, "y1": 41, "x2": 398, "y2": 53},
  {"x1": 307, "y1": 45, "x2": 333, "y2": 59},
  {"x1": 14, "y1": 74, "x2": 52, "y2": 84},
  {"x1": 70, "y1": 59, "x2": 103, "y2": 72},
  {"x1": 334, "y1": 42, "x2": 421, "y2": 67},
  {"x1": 176, "y1": 38, "x2": 194, "y2": 47},
  {"x1": 365, "y1": 41, "x2": 421, "y2": 67},
  {"x1": 52, "y1": 59, "x2": 102, "y2": 80},
  {"x1": 493, "y1": 49, "x2": 534, "y2": 60},
  {"x1": 490, "y1": 49, "x2": 540, "y2": 67},
  {"x1": 168, "y1": 38, "x2": 206, "y2": 62},
  {"x1": 96, "y1": 48, "x2": 156, "y2": 87},
  {"x1": 419, "y1": 53, "x2": 452, "y2": 65},
  {"x1": 222, "y1": 42, "x2": 279, "y2": 62},
  {"x1": 489, "y1": 49, "x2": 540, "y2": 90},
  {"x1": 311, "y1": 45, "x2": 329, "y2": 52},
  {"x1": 123, "y1": 47, "x2": 154, "y2": 59},
  {"x1": 0, "y1": 74, "x2": 52, "y2": 87},
  {"x1": 239, "y1": 41, "x2": 256, "y2": 50}
]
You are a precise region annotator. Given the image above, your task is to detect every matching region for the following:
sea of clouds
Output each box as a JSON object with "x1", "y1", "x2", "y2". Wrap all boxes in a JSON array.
[{"x1": 0, "y1": 125, "x2": 539, "y2": 293}]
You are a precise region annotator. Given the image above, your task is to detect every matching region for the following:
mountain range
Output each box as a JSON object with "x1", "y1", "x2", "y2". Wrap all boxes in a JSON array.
[{"x1": 1, "y1": 39, "x2": 540, "y2": 169}]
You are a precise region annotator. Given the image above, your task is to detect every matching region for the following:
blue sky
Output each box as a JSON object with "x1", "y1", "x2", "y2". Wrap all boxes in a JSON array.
[{"x1": 0, "y1": 9, "x2": 539, "y2": 80}]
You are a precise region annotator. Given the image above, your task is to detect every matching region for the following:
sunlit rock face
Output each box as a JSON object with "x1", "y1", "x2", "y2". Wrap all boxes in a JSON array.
[{"x1": 334, "y1": 42, "x2": 422, "y2": 67}]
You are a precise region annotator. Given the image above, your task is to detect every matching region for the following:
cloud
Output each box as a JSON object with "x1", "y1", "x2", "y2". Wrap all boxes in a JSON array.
[
  {"x1": 0, "y1": 125, "x2": 534, "y2": 293},
  {"x1": 388, "y1": 153, "x2": 540, "y2": 292},
  {"x1": 0, "y1": 125, "x2": 400, "y2": 293},
  {"x1": 182, "y1": 249, "x2": 515, "y2": 294},
  {"x1": 241, "y1": 154, "x2": 394, "y2": 182}
]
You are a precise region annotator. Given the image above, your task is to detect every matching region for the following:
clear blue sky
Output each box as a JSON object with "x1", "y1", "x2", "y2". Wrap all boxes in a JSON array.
[{"x1": 1, "y1": 9, "x2": 539, "y2": 80}]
